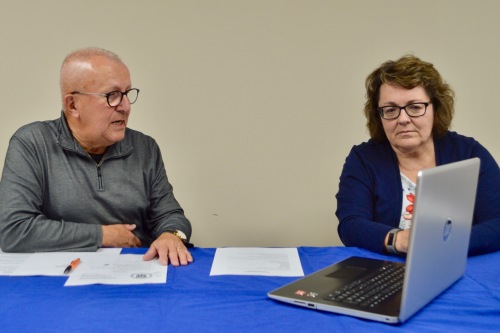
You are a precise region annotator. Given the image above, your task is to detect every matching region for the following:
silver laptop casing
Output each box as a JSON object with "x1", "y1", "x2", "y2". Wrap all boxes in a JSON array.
[
  {"x1": 268, "y1": 158, "x2": 480, "y2": 324},
  {"x1": 399, "y1": 157, "x2": 479, "y2": 322}
]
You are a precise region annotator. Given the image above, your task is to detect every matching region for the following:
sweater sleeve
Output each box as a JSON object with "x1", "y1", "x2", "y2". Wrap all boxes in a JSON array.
[
  {"x1": 0, "y1": 131, "x2": 101, "y2": 252},
  {"x1": 467, "y1": 142, "x2": 500, "y2": 256},
  {"x1": 144, "y1": 141, "x2": 192, "y2": 242},
  {"x1": 335, "y1": 143, "x2": 401, "y2": 254}
]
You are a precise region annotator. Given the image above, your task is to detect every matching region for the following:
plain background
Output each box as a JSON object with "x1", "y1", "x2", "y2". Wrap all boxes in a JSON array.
[{"x1": 1, "y1": 0, "x2": 499, "y2": 248}]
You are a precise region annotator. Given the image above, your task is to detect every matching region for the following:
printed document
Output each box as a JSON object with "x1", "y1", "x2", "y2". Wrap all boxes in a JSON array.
[
  {"x1": 6, "y1": 248, "x2": 122, "y2": 276},
  {"x1": 210, "y1": 247, "x2": 304, "y2": 276},
  {"x1": 0, "y1": 249, "x2": 166, "y2": 286},
  {"x1": 0, "y1": 251, "x2": 31, "y2": 275},
  {"x1": 65, "y1": 254, "x2": 167, "y2": 286}
]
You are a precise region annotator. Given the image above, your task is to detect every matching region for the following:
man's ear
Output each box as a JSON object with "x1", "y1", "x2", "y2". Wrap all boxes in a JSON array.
[{"x1": 63, "y1": 94, "x2": 80, "y2": 119}]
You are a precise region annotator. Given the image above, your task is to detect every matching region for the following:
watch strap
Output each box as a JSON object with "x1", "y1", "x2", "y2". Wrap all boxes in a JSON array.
[{"x1": 386, "y1": 228, "x2": 401, "y2": 255}]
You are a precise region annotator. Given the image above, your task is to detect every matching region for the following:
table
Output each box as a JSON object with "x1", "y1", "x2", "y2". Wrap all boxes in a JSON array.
[{"x1": 1, "y1": 247, "x2": 499, "y2": 332}]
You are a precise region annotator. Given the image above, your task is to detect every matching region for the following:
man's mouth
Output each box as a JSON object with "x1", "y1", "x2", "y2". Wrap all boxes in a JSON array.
[{"x1": 111, "y1": 120, "x2": 125, "y2": 125}]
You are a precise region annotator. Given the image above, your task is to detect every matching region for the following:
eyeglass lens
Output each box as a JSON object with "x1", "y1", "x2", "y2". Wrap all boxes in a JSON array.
[
  {"x1": 380, "y1": 103, "x2": 427, "y2": 119},
  {"x1": 108, "y1": 89, "x2": 139, "y2": 106}
]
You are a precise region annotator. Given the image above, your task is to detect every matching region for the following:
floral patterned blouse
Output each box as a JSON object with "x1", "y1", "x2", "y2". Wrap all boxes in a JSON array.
[{"x1": 400, "y1": 173, "x2": 416, "y2": 230}]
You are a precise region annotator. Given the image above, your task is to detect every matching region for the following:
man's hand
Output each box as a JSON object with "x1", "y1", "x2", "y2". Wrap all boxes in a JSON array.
[
  {"x1": 102, "y1": 224, "x2": 141, "y2": 248},
  {"x1": 143, "y1": 232, "x2": 193, "y2": 266}
]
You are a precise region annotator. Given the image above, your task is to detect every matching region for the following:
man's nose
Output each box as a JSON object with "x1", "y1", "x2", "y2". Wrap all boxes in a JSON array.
[{"x1": 116, "y1": 95, "x2": 131, "y2": 112}]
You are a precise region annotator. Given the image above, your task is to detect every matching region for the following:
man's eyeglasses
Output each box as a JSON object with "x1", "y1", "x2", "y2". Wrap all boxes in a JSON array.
[
  {"x1": 378, "y1": 102, "x2": 431, "y2": 120},
  {"x1": 71, "y1": 88, "x2": 140, "y2": 107}
]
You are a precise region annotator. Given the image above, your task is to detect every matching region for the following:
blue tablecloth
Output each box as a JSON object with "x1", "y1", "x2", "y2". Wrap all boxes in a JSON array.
[{"x1": 1, "y1": 247, "x2": 499, "y2": 332}]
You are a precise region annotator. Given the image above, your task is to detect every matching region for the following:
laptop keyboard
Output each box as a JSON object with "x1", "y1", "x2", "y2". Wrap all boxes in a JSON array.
[{"x1": 324, "y1": 263, "x2": 405, "y2": 308}]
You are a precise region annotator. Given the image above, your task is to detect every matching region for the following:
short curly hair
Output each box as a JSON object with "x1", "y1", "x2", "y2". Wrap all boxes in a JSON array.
[{"x1": 364, "y1": 55, "x2": 455, "y2": 141}]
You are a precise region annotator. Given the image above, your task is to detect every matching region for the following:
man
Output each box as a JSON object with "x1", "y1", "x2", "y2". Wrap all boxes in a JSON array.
[{"x1": 0, "y1": 47, "x2": 193, "y2": 266}]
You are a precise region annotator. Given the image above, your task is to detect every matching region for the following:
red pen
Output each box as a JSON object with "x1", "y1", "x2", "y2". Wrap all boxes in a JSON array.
[{"x1": 64, "y1": 258, "x2": 81, "y2": 274}]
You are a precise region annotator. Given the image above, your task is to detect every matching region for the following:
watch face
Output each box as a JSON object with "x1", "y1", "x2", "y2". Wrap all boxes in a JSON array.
[
  {"x1": 175, "y1": 230, "x2": 187, "y2": 240},
  {"x1": 388, "y1": 232, "x2": 395, "y2": 246}
]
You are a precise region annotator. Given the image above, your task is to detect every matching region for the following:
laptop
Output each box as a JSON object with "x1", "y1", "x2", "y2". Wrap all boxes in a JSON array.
[{"x1": 268, "y1": 158, "x2": 480, "y2": 324}]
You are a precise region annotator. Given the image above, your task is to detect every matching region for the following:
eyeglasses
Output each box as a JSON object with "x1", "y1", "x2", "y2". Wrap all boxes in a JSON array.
[
  {"x1": 378, "y1": 102, "x2": 431, "y2": 120},
  {"x1": 71, "y1": 88, "x2": 140, "y2": 107}
]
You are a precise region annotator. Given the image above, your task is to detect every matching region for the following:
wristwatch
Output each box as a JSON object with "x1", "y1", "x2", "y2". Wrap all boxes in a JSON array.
[
  {"x1": 386, "y1": 228, "x2": 401, "y2": 255},
  {"x1": 171, "y1": 230, "x2": 188, "y2": 243}
]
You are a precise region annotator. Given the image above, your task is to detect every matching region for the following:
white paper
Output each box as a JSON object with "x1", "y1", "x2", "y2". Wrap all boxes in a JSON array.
[
  {"x1": 209, "y1": 247, "x2": 304, "y2": 276},
  {"x1": 0, "y1": 251, "x2": 31, "y2": 275},
  {"x1": 8, "y1": 248, "x2": 122, "y2": 276},
  {"x1": 65, "y1": 254, "x2": 167, "y2": 286}
]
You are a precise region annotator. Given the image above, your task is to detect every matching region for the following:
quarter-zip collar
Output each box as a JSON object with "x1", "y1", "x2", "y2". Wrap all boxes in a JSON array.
[{"x1": 54, "y1": 111, "x2": 134, "y2": 159}]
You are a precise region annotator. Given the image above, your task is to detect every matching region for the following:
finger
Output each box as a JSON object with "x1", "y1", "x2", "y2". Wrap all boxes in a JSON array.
[
  {"x1": 143, "y1": 246, "x2": 158, "y2": 261},
  {"x1": 177, "y1": 247, "x2": 193, "y2": 265},
  {"x1": 157, "y1": 245, "x2": 171, "y2": 266},
  {"x1": 132, "y1": 236, "x2": 141, "y2": 247},
  {"x1": 168, "y1": 246, "x2": 181, "y2": 266},
  {"x1": 124, "y1": 224, "x2": 137, "y2": 231}
]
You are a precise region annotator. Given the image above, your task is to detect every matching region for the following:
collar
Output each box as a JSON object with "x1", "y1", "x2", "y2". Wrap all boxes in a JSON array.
[{"x1": 55, "y1": 110, "x2": 134, "y2": 158}]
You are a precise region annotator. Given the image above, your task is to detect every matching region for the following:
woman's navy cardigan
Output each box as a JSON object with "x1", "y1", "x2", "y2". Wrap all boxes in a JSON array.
[{"x1": 336, "y1": 131, "x2": 500, "y2": 256}]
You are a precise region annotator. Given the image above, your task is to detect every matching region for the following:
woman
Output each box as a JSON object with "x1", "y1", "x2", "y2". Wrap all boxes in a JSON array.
[{"x1": 336, "y1": 55, "x2": 500, "y2": 256}]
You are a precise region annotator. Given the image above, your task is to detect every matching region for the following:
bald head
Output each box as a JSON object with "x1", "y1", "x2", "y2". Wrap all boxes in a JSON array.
[{"x1": 60, "y1": 47, "x2": 126, "y2": 109}]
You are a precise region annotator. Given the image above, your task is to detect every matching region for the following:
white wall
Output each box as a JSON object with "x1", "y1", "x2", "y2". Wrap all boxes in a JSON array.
[{"x1": 1, "y1": 0, "x2": 499, "y2": 247}]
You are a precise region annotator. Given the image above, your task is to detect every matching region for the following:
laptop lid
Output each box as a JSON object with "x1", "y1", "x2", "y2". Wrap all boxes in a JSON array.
[
  {"x1": 268, "y1": 158, "x2": 480, "y2": 324},
  {"x1": 399, "y1": 157, "x2": 480, "y2": 321}
]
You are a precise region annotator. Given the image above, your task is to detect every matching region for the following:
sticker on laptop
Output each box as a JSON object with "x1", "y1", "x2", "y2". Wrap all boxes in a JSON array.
[{"x1": 295, "y1": 290, "x2": 319, "y2": 298}]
